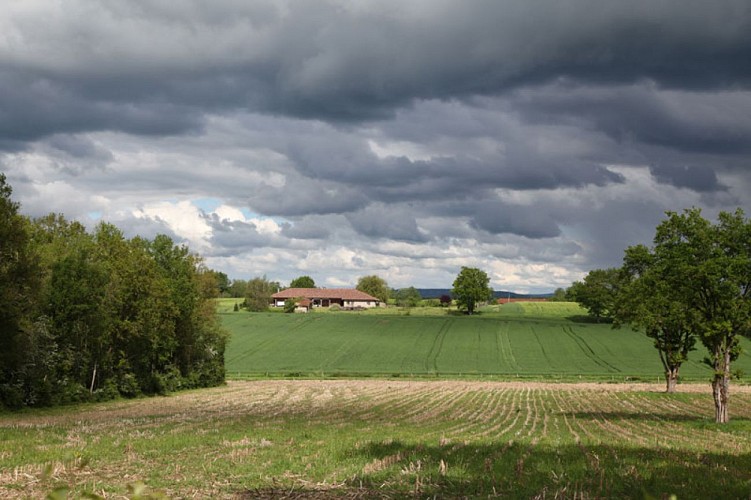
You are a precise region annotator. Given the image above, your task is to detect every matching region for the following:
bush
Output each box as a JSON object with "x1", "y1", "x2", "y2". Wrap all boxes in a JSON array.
[
  {"x1": 329, "y1": 303, "x2": 342, "y2": 311},
  {"x1": 117, "y1": 373, "x2": 141, "y2": 398}
]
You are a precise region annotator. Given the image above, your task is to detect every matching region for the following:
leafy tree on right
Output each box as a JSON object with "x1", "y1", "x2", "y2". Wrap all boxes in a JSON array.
[
  {"x1": 452, "y1": 267, "x2": 493, "y2": 315},
  {"x1": 617, "y1": 208, "x2": 751, "y2": 422}
]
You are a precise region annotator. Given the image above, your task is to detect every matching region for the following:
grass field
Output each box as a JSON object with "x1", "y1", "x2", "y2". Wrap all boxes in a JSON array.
[
  {"x1": 4, "y1": 301, "x2": 751, "y2": 498},
  {"x1": 2, "y1": 380, "x2": 750, "y2": 498},
  {"x1": 221, "y1": 300, "x2": 751, "y2": 383}
]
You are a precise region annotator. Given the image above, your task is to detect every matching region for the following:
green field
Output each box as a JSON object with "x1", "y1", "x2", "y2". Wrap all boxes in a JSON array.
[
  {"x1": 221, "y1": 301, "x2": 751, "y2": 382},
  {"x1": 3, "y1": 301, "x2": 751, "y2": 498}
]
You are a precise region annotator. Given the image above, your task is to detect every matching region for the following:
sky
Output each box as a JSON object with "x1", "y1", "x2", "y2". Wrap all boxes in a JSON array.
[{"x1": 2, "y1": 1, "x2": 751, "y2": 293}]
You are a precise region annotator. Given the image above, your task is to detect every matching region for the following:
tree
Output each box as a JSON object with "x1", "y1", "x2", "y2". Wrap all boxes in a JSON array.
[
  {"x1": 452, "y1": 267, "x2": 492, "y2": 315},
  {"x1": 229, "y1": 279, "x2": 248, "y2": 298},
  {"x1": 0, "y1": 174, "x2": 42, "y2": 408},
  {"x1": 439, "y1": 294, "x2": 452, "y2": 307},
  {"x1": 356, "y1": 275, "x2": 390, "y2": 303},
  {"x1": 568, "y1": 268, "x2": 621, "y2": 322},
  {"x1": 549, "y1": 287, "x2": 569, "y2": 302},
  {"x1": 289, "y1": 275, "x2": 315, "y2": 288},
  {"x1": 616, "y1": 244, "x2": 696, "y2": 393},
  {"x1": 395, "y1": 287, "x2": 422, "y2": 308},
  {"x1": 650, "y1": 208, "x2": 751, "y2": 423},
  {"x1": 245, "y1": 276, "x2": 279, "y2": 312},
  {"x1": 210, "y1": 271, "x2": 230, "y2": 296}
]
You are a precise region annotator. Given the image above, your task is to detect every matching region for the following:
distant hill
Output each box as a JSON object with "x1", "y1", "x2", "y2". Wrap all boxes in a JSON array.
[{"x1": 415, "y1": 288, "x2": 553, "y2": 299}]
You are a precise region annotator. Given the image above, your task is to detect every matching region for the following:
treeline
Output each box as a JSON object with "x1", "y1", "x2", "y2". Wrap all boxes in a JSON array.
[{"x1": 0, "y1": 174, "x2": 227, "y2": 409}]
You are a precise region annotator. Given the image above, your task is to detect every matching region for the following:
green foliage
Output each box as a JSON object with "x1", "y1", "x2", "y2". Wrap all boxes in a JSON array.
[
  {"x1": 289, "y1": 275, "x2": 315, "y2": 288},
  {"x1": 548, "y1": 287, "x2": 569, "y2": 302},
  {"x1": 452, "y1": 267, "x2": 492, "y2": 315},
  {"x1": 649, "y1": 208, "x2": 751, "y2": 421},
  {"x1": 245, "y1": 276, "x2": 278, "y2": 312},
  {"x1": 228, "y1": 278, "x2": 248, "y2": 298},
  {"x1": 356, "y1": 275, "x2": 390, "y2": 303},
  {"x1": 568, "y1": 268, "x2": 621, "y2": 322},
  {"x1": 284, "y1": 298, "x2": 299, "y2": 313},
  {"x1": 395, "y1": 286, "x2": 422, "y2": 308},
  {"x1": 0, "y1": 175, "x2": 227, "y2": 409},
  {"x1": 617, "y1": 243, "x2": 696, "y2": 391}
]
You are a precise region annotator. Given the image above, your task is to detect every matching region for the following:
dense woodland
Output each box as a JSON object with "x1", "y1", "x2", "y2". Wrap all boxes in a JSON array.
[{"x1": 0, "y1": 174, "x2": 227, "y2": 409}]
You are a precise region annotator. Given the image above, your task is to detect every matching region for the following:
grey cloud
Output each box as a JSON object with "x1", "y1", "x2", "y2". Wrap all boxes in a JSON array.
[
  {"x1": 248, "y1": 176, "x2": 369, "y2": 217},
  {"x1": 279, "y1": 220, "x2": 330, "y2": 240},
  {"x1": 2, "y1": 0, "x2": 751, "y2": 148},
  {"x1": 514, "y1": 84, "x2": 751, "y2": 157},
  {"x1": 345, "y1": 205, "x2": 429, "y2": 243},
  {"x1": 3, "y1": 1, "x2": 751, "y2": 291},
  {"x1": 649, "y1": 164, "x2": 724, "y2": 192},
  {"x1": 469, "y1": 201, "x2": 561, "y2": 239}
]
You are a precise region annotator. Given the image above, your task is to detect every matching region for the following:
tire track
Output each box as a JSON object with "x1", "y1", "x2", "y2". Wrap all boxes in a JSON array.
[{"x1": 563, "y1": 326, "x2": 622, "y2": 373}]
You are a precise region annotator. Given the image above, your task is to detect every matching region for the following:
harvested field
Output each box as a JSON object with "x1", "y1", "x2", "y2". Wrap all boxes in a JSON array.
[{"x1": 2, "y1": 380, "x2": 751, "y2": 498}]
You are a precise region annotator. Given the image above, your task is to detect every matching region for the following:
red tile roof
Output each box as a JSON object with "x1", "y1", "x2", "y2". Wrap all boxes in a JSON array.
[{"x1": 272, "y1": 288, "x2": 380, "y2": 302}]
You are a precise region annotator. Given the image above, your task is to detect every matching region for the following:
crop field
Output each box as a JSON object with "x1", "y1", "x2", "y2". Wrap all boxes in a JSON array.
[
  {"x1": 222, "y1": 302, "x2": 751, "y2": 382},
  {"x1": 2, "y1": 380, "x2": 750, "y2": 498}
]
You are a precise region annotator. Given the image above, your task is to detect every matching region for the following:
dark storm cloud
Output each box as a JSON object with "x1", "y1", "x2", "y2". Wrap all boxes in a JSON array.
[
  {"x1": 513, "y1": 84, "x2": 751, "y2": 157},
  {"x1": 3, "y1": 0, "x2": 751, "y2": 146},
  {"x1": 3, "y1": 1, "x2": 751, "y2": 289},
  {"x1": 469, "y1": 201, "x2": 561, "y2": 239},
  {"x1": 0, "y1": 71, "x2": 204, "y2": 146},
  {"x1": 345, "y1": 205, "x2": 429, "y2": 243},
  {"x1": 649, "y1": 164, "x2": 724, "y2": 192}
]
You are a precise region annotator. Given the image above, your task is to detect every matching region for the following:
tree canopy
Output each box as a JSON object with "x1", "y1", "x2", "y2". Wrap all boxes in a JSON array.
[
  {"x1": 289, "y1": 275, "x2": 315, "y2": 288},
  {"x1": 568, "y1": 268, "x2": 621, "y2": 322},
  {"x1": 395, "y1": 287, "x2": 422, "y2": 308},
  {"x1": 245, "y1": 276, "x2": 279, "y2": 312},
  {"x1": 651, "y1": 208, "x2": 751, "y2": 422},
  {"x1": 616, "y1": 244, "x2": 695, "y2": 393},
  {"x1": 0, "y1": 175, "x2": 228, "y2": 409},
  {"x1": 356, "y1": 275, "x2": 390, "y2": 303},
  {"x1": 452, "y1": 267, "x2": 492, "y2": 315}
]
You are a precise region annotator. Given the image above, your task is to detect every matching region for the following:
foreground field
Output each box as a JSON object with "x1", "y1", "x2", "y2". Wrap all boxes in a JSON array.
[
  {"x1": 222, "y1": 303, "x2": 751, "y2": 382},
  {"x1": 2, "y1": 380, "x2": 750, "y2": 498}
]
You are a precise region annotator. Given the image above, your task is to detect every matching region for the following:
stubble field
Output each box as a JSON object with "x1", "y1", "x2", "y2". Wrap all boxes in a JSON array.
[{"x1": 2, "y1": 380, "x2": 751, "y2": 498}]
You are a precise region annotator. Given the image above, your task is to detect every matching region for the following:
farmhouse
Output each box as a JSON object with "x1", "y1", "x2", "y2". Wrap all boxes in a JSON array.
[{"x1": 272, "y1": 288, "x2": 381, "y2": 309}]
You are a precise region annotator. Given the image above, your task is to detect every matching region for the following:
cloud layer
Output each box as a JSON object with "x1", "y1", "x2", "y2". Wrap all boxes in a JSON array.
[{"x1": 2, "y1": 1, "x2": 751, "y2": 292}]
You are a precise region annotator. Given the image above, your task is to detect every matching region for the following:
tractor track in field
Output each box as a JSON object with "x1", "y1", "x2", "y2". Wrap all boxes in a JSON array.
[
  {"x1": 563, "y1": 326, "x2": 622, "y2": 373},
  {"x1": 424, "y1": 318, "x2": 452, "y2": 373}
]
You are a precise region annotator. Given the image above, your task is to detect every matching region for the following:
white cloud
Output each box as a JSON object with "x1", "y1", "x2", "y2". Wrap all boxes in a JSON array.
[{"x1": 134, "y1": 200, "x2": 211, "y2": 250}]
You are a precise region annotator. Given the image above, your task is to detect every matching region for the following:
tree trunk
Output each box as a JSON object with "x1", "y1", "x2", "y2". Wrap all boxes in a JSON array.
[
  {"x1": 712, "y1": 349, "x2": 731, "y2": 423},
  {"x1": 665, "y1": 367, "x2": 679, "y2": 393}
]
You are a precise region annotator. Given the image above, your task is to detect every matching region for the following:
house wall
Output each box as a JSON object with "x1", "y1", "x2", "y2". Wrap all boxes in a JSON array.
[{"x1": 343, "y1": 300, "x2": 378, "y2": 308}]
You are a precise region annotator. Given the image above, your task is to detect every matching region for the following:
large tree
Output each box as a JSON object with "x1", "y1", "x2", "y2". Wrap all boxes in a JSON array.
[
  {"x1": 568, "y1": 268, "x2": 622, "y2": 322},
  {"x1": 245, "y1": 276, "x2": 279, "y2": 312},
  {"x1": 452, "y1": 267, "x2": 492, "y2": 315},
  {"x1": 395, "y1": 287, "x2": 422, "y2": 308},
  {"x1": 0, "y1": 174, "x2": 42, "y2": 407},
  {"x1": 356, "y1": 275, "x2": 390, "y2": 303},
  {"x1": 650, "y1": 208, "x2": 751, "y2": 423},
  {"x1": 616, "y1": 244, "x2": 696, "y2": 393},
  {"x1": 289, "y1": 275, "x2": 315, "y2": 288}
]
